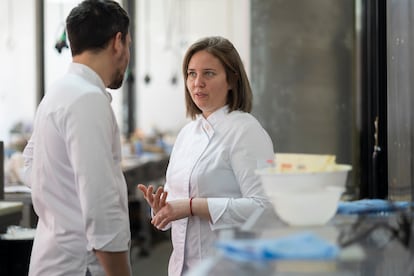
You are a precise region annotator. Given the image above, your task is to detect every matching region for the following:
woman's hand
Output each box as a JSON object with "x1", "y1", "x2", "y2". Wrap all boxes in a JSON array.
[
  {"x1": 151, "y1": 199, "x2": 192, "y2": 229},
  {"x1": 137, "y1": 184, "x2": 168, "y2": 214}
]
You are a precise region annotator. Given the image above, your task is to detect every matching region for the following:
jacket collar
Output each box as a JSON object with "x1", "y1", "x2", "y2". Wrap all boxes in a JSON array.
[
  {"x1": 196, "y1": 106, "x2": 229, "y2": 139},
  {"x1": 196, "y1": 105, "x2": 229, "y2": 127},
  {"x1": 68, "y1": 62, "x2": 112, "y2": 102}
]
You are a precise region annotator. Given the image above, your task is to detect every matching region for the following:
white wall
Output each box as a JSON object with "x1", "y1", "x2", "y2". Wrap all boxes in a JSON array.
[
  {"x1": 0, "y1": 0, "x2": 36, "y2": 144},
  {"x1": 0, "y1": 0, "x2": 250, "y2": 145},
  {"x1": 135, "y1": 0, "x2": 250, "y2": 135}
]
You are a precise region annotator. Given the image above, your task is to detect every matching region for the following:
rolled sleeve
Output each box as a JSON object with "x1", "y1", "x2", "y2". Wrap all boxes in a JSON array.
[
  {"x1": 208, "y1": 197, "x2": 268, "y2": 231},
  {"x1": 207, "y1": 198, "x2": 229, "y2": 225}
]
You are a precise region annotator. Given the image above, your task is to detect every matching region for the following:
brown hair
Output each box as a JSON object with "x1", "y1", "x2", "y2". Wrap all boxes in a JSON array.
[{"x1": 182, "y1": 36, "x2": 253, "y2": 120}]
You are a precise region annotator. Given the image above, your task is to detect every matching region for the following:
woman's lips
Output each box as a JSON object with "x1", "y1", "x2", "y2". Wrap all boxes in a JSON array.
[{"x1": 194, "y1": 92, "x2": 207, "y2": 98}]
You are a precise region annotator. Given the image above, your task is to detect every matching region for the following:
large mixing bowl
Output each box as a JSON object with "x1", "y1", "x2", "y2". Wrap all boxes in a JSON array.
[
  {"x1": 255, "y1": 161, "x2": 351, "y2": 226},
  {"x1": 271, "y1": 186, "x2": 344, "y2": 226},
  {"x1": 255, "y1": 164, "x2": 352, "y2": 197}
]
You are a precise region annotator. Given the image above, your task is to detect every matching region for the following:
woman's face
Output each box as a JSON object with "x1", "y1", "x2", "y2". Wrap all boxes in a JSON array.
[{"x1": 186, "y1": 50, "x2": 230, "y2": 118}]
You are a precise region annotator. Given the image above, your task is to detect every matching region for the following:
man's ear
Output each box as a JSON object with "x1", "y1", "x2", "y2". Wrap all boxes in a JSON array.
[{"x1": 112, "y1": 32, "x2": 124, "y2": 54}]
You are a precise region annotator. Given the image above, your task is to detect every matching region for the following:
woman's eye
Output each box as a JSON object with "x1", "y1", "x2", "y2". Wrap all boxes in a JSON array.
[
  {"x1": 188, "y1": 72, "x2": 196, "y2": 77},
  {"x1": 205, "y1": 71, "x2": 214, "y2": 77}
]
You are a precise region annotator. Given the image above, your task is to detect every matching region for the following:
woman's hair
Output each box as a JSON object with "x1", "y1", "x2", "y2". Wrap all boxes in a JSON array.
[
  {"x1": 66, "y1": 0, "x2": 130, "y2": 56},
  {"x1": 182, "y1": 36, "x2": 253, "y2": 119}
]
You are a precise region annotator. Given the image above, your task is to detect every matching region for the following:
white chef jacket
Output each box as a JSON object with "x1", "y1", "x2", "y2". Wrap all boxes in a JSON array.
[
  {"x1": 23, "y1": 63, "x2": 131, "y2": 276},
  {"x1": 163, "y1": 105, "x2": 274, "y2": 276}
]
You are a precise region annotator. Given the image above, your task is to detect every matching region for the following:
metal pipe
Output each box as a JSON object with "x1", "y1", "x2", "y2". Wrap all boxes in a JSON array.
[
  {"x1": 36, "y1": 0, "x2": 45, "y2": 104},
  {"x1": 122, "y1": 0, "x2": 136, "y2": 139},
  {"x1": 0, "y1": 141, "x2": 4, "y2": 200}
]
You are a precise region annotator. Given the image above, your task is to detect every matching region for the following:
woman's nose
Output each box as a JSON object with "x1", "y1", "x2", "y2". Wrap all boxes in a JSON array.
[{"x1": 194, "y1": 75, "x2": 205, "y2": 87}]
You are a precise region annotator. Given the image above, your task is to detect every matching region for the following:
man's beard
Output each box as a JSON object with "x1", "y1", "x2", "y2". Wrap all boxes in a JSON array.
[{"x1": 108, "y1": 70, "x2": 124, "y2": 89}]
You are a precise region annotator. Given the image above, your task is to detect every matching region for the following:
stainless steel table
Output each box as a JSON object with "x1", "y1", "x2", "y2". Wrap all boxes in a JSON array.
[
  {"x1": 0, "y1": 201, "x2": 23, "y2": 233},
  {"x1": 188, "y1": 208, "x2": 414, "y2": 276}
]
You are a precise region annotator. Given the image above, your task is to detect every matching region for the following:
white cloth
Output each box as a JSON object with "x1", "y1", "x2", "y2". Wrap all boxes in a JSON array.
[
  {"x1": 23, "y1": 63, "x2": 131, "y2": 276},
  {"x1": 164, "y1": 106, "x2": 274, "y2": 276}
]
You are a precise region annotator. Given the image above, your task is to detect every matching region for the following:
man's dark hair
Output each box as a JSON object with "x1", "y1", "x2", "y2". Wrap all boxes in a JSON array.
[{"x1": 66, "y1": 0, "x2": 130, "y2": 56}]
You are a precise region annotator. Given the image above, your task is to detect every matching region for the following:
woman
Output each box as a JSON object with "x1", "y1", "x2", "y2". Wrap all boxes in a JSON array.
[{"x1": 138, "y1": 36, "x2": 274, "y2": 276}]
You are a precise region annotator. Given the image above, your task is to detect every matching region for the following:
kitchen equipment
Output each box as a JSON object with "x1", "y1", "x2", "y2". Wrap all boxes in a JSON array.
[
  {"x1": 270, "y1": 186, "x2": 344, "y2": 226},
  {"x1": 255, "y1": 163, "x2": 352, "y2": 196},
  {"x1": 255, "y1": 154, "x2": 351, "y2": 226}
]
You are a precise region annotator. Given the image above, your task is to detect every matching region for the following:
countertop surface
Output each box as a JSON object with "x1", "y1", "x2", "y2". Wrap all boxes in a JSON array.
[
  {"x1": 188, "y1": 208, "x2": 414, "y2": 276},
  {"x1": 0, "y1": 201, "x2": 24, "y2": 216}
]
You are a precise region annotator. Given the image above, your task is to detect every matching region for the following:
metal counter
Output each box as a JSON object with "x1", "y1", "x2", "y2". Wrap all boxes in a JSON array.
[
  {"x1": 188, "y1": 208, "x2": 413, "y2": 276},
  {"x1": 0, "y1": 201, "x2": 23, "y2": 233}
]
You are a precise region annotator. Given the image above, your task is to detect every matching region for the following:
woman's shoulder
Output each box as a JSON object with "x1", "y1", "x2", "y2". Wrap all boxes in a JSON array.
[
  {"x1": 227, "y1": 110, "x2": 262, "y2": 126},
  {"x1": 225, "y1": 111, "x2": 273, "y2": 149}
]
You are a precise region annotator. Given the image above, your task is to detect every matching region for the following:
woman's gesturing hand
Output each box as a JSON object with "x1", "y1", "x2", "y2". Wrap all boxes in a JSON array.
[
  {"x1": 151, "y1": 199, "x2": 192, "y2": 229},
  {"x1": 137, "y1": 184, "x2": 168, "y2": 214}
]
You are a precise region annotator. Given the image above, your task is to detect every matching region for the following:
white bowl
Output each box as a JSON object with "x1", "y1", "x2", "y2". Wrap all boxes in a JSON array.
[
  {"x1": 255, "y1": 164, "x2": 351, "y2": 197},
  {"x1": 271, "y1": 186, "x2": 344, "y2": 226}
]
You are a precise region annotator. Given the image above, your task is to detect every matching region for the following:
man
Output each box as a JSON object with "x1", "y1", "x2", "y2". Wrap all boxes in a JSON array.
[{"x1": 23, "y1": 1, "x2": 132, "y2": 275}]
